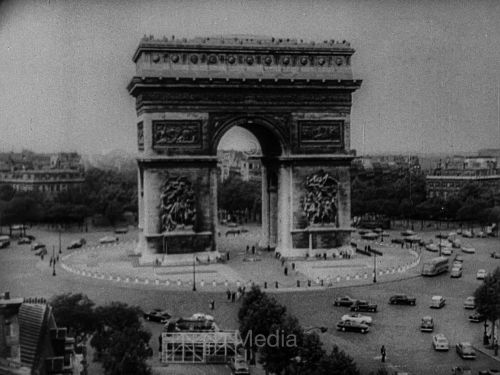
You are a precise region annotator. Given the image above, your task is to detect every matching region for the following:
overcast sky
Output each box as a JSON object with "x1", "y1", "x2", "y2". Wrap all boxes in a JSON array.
[{"x1": 0, "y1": 0, "x2": 499, "y2": 155}]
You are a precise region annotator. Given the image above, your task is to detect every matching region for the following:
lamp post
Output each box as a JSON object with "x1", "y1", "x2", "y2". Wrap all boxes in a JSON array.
[
  {"x1": 192, "y1": 254, "x2": 196, "y2": 291},
  {"x1": 52, "y1": 245, "x2": 56, "y2": 277},
  {"x1": 373, "y1": 252, "x2": 377, "y2": 283},
  {"x1": 484, "y1": 320, "x2": 489, "y2": 345},
  {"x1": 58, "y1": 228, "x2": 62, "y2": 254}
]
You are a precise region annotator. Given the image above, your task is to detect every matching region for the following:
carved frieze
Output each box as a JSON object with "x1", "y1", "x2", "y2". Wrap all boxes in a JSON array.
[
  {"x1": 137, "y1": 122, "x2": 144, "y2": 150},
  {"x1": 152, "y1": 120, "x2": 202, "y2": 148},
  {"x1": 302, "y1": 170, "x2": 338, "y2": 226},
  {"x1": 298, "y1": 120, "x2": 343, "y2": 146},
  {"x1": 159, "y1": 176, "x2": 196, "y2": 232}
]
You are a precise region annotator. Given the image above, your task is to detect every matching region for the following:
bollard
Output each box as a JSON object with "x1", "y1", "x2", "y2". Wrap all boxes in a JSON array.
[
  {"x1": 297, "y1": 280, "x2": 300, "y2": 287},
  {"x1": 292, "y1": 262, "x2": 295, "y2": 270},
  {"x1": 201, "y1": 280, "x2": 205, "y2": 287},
  {"x1": 224, "y1": 280, "x2": 228, "y2": 287},
  {"x1": 275, "y1": 281, "x2": 279, "y2": 289},
  {"x1": 336, "y1": 276, "x2": 340, "y2": 283},
  {"x1": 264, "y1": 281, "x2": 267, "y2": 289}
]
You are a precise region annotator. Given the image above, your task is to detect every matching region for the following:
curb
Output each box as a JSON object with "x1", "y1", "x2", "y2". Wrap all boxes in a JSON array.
[{"x1": 473, "y1": 344, "x2": 500, "y2": 363}]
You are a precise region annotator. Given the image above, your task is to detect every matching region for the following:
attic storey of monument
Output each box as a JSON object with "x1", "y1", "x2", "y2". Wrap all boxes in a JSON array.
[{"x1": 127, "y1": 35, "x2": 361, "y2": 264}]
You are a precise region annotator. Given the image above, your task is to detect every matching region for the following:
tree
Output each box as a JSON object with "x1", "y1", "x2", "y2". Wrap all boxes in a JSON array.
[
  {"x1": 50, "y1": 293, "x2": 96, "y2": 338},
  {"x1": 315, "y1": 346, "x2": 360, "y2": 375},
  {"x1": 0, "y1": 184, "x2": 15, "y2": 201},
  {"x1": 295, "y1": 332, "x2": 326, "y2": 375},
  {"x1": 474, "y1": 267, "x2": 500, "y2": 341},
  {"x1": 91, "y1": 302, "x2": 151, "y2": 375}
]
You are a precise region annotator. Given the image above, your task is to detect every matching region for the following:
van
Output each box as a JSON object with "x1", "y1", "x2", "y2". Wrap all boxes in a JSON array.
[{"x1": 431, "y1": 295, "x2": 446, "y2": 308}]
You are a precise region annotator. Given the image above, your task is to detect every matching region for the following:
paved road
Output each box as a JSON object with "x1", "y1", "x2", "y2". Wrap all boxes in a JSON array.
[{"x1": 1, "y1": 226, "x2": 499, "y2": 374}]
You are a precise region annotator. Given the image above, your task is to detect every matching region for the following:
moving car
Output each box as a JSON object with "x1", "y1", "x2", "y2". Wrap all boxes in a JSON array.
[
  {"x1": 341, "y1": 313, "x2": 373, "y2": 325},
  {"x1": 333, "y1": 295, "x2": 357, "y2": 307},
  {"x1": 450, "y1": 266, "x2": 463, "y2": 278},
  {"x1": 350, "y1": 300, "x2": 378, "y2": 312},
  {"x1": 190, "y1": 313, "x2": 215, "y2": 321},
  {"x1": 468, "y1": 312, "x2": 486, "y2": 323},
  {"x1": 336, "y1": 320, "x2": 369, "y2": 333},
  {"x1": 461, "y1": 246, "x2": 475, "y2": 254},
  {"x1": 430, "y1": 296, "x2": 446, "y2": 309},
  {"x1": 464, "y1": 297, "x2": 476, "y2": 309},
  {"x1": 67, "y1": 238, "x2": 86, "y2": 249},
  {"x1": 456, "y1": 342, "x2": 476, "y2": 359},
  {"x1": 452, "y1": 366, "x2": 472, "y2": 375},
  {"x1": 426, "y1": 244, "x2": 439, "y2": 252},
  {"x1": 34, "y1": 247, "x2": 47, "y2": 256},
  {"x1": 432, "y1": 333, "x2": 449, "y2": 351},
  {"x1": 143, "y1": 309, "x2": 171, "y2": 323},
  {"x1": 491, "y1": 252, "x2": 500, "y2": 259},
  {"x1": 420, "y1": 316, "x2": 434, "y2": 332},
  {"x1": 389, "y1": 294, "x2": 416, "y2": 305},
  {"x1": 99, "y1": 236, "x2": 119, "y2": 244},
  {"x1": 229, "y1": 355, "x2": 250, "y2": 375},
  {"x1": 17, "y1": 237, "x2": 32, "y2": 245},
  {"x1": 477, "y1": 269, "x2": 487, "y2": 280},
  {"x1": 441, "y1": 247, "x2": 452, "y2": 256},
  {"x1": 0, "y1": 236, "x2": 10, "y2": 249},
  {"x1": 31, "y1": 242, "x2": 46, "y2": 251}
]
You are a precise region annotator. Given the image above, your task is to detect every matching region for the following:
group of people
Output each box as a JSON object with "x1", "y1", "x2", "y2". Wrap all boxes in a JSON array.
[{"x1": 226, "y1": 286, "x2": 246, "y2": 303}]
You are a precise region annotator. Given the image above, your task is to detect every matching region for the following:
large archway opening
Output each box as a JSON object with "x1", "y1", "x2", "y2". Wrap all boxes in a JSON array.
[{"x1": 215, "y1": 119, "x2": 284, "y2": 252}]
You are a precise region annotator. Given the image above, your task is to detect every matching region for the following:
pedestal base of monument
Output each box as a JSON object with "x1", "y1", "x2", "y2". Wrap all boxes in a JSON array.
[{"x1": 278, "y1": 226, "x2": 355, "y2": 259}]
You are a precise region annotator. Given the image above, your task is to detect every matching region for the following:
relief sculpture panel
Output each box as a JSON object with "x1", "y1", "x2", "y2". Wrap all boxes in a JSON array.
[
  {"x1": 153, "y1": 120, "x2": 202, "y2": 148},
  {"x1": 302, "y1": 170, "x2": 338, "y2": 225},
  {"x1": 298, "y1": 120, "x2": 343, "y2": 146},
  {"x1": 159, "y1": 176, "x2": 197, "y2": 232}
]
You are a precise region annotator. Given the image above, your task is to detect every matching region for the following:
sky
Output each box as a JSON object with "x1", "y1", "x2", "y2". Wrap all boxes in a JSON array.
[{"x1": 0, "y1": 0, "x2": 499, "y2": 156}]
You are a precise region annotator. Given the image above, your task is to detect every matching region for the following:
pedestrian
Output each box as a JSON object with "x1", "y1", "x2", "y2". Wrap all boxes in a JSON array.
[
  {"x1": 494, "y1": 338, "x2": 499, "y2": 356},
  {"x1": 231, "y1": 292, "x2": 236, "y2": 303},
  {"x1": 381, "y1": 345, "x2": 386, "y2": 362},
  {"x1": 281, "y1": 258, "x2": 285, "y2": 267},
  {"x1": 292, "y1": 262, "x2": 295, "y2": 270},
  {"x1": 236, "y1": 291, "x2": 241, "y2": 301},
  {"x1": 41, "y1": 254, "x2": 44, "y2": 261},
  {"x1": 284, "y1": 266, "x2": 288, "y2": 276},
  {"x1": 56, "y1": 255, "x2": 59, "y2": 262},
  {"x1": 323, "y1": 253, "x2": 327, "y2": 260},
  {"x1": 246, "y1": 245, "x2": 249, "y2": 254},
  {"x1": 49, "y1": 257, "x2": 53, "y2": 266},
  {"x1": 226, "y1": 289, "x2": 231, "y2": 300},
  {"x1": 209, "y1": 299, "x2": 215, "y2": 310},
  {"x1": 226, "y1": 252, "x2": 230, "y2": 261},
  {"x1": 251, "y1": 246, "x2": 255, "y2": 255}
]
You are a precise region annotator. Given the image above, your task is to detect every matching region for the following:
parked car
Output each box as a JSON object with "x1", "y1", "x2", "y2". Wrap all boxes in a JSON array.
[
  {"x1": 389, "y1": 294, "x2": 416, "y2": 305},
  {"x1": 476, "y1": 269, "x2": 487, "y2": 280},
  {"x1": 491, "y1": 252, "x2": 500, "y2": 259},
  {"x1": 454, "y1": 255, "x2": 465, "y2": 263},
  {"x1": 461, "y1": 246, "x2": 475, "y2": 254},
  {"x1": 462, "y1": 230, "x2": 473, "y2": 238},
  {"x1": 452, "y1": 366, "x2": 472, "y2": 375},
  {"x1": 25, "y1": 234, "x2": 36, "y2": 240},
  {"x1": 426, "y1": 244, "x2": 439, "y2": 252},
  {"x1": 31, "y1": 242, "x2": 46, "y2": 251},
  {"x1": 333, "y1": 295, "x2": 357, "y2": 307},
  {"x1": 17, "y1": 237, "x2": 32, "y2": 245},
  {"x1": 476, "y1": 231, "x2": 487, "y2": 238},
  {"x1": 436, "y1": 233, "x2": 448, "y2": 239},
  {"x1": 114, "y1": 227, "x2": 129, "y2": 234},
  {"x1": 67, "y1": 238, "x2": 86, "y2": 249},
  {"x1": 341, "y1": 313, "x2": 373, "y2": 325},
  {"x1": 99, "y1": 236, "x2": 119, "y2": 244},
  {"x1": 478, "y1": 370, "x2": 500, "y2": 375},
  {"x1": 450, "y1": 266, "x2": 463, "y2": 278},
  {"x1": 430, "y1": 296, "x2": 446, "y2": 309},
  {"x1": 350, "y1": 300, "x2": 378, "y2": 312},
  {"x1": 432, "y1": 333, "x2": 449, "y2": 351},
  {"x1": 391, "y1": 238, "x2": 405, "y2": 245},
  {"x1": 456, "y1": 342, "x2": 476, "y2": 359},
  {"x1": 0, "y1": 236, "x2": 10, "y2": 249},
  {"x1": 143, "y1": 309, "x2": 172, "y2": 323},
  {"x1": 468, "y1": 312, "x2": 486, "y2": 323},
  {"x1": 34, "y1": 247, "x2": 47, "y2": 256},
  {"x1": 229, "y1": 355, "x2": 250, "y2": 375},
  {"x1": 420, "y1": 316, "x2": 434, "y2": 332},
  {"x1": 336, "y1": 320, "x2": 369, "y2": 333},
  {"x1": 441, "y1": 247, "x2": 452, "y2": 256},
  {"x1": 464, "y1": 296, "x2": 476, "y2": 309},
  {"x1": 190, "y1": 313, "x2": 215, "y2": 321}
]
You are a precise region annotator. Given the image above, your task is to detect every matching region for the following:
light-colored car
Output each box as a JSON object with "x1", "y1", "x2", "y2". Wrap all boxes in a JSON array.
[
  {"x1": 191, "y1": 313, "x2": 215, "y2": 321},
  {"x1": 432, "y1": 333, "x2": 449, "y2": 351},
  {"x1": 464, "y1": 296, "x2": 476, "y2": 309},
  {"x1": 461, "y1": 246, "x2": 475, "y2": 254},
  {"x1": 462, "y1": 231, "x2": 473, "y2": 238},
  {"x1": 441, "y1": 247, "x2": 452, "y2": 256},
  {"x1": 341, "y1": 313, "x2": 373, "y2": 325},
  {"x1": 476, "y1": 269, "x2": 487, "y2": 280},
  {"x1": 430, "y1": 296, "x2": 446, "y2": 309},
  {"x1": 99, "y1": 236, "x2": 119, "y2": 244},
  {"x1": 426, "y1": 244, "x2": 439, "y2": 252},
  {"x1": 456, "y1": 342, "x2": 476, "y2": 359},
  {"x1": 450, "y1": 266, "x2": 463, "y2": 278},
  {"x1": 229, "y1": 355, "x2": 250, "y2": 375}
]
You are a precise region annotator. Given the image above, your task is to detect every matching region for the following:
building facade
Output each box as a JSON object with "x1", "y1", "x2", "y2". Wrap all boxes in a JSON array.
[{"x1": 426, "y1": 155, "x2": 500, "y2": 199}]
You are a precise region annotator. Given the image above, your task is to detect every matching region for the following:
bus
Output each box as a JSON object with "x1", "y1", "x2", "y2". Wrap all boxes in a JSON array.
[{"x1": 421, "y1": 257, "x2": 449, "y2": 276}]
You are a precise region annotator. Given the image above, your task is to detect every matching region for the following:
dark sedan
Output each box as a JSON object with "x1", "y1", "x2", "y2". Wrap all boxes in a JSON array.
[
  {"x1": 350, "y1": 300, "x2": 378, "y2": 312},
  {"x1": 143, "y1": 309, "x2": 171, "y2": 323},
  {"x1": 389, "y1": 294, "x2": 416, "y2": 305},
  {"x1": 336, "y1": 320, "x2": 369, "y2": 334},
  {"x1": 333, "y1": 295, "x2": 357, "y2": 307},
  {"x1": 468, "y1": 312, "x2": 486, "y2": 323}
]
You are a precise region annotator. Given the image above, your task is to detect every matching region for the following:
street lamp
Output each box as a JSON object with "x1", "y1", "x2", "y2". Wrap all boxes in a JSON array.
[
  {"x1": 58, "y1": 228, "x2": 62, "y2": 254},
  {"x1": 52, "y1": 245, "x2": 56, "y2": 277},
  {"x1": 192, "y1": 254, "x2": 196, "y2": 292},
  {"x1": 484, "y1": 320, "x2": 489, "y2": 345},
  {"x1": 373, "y1": 252, "x2": 377, "y2": 283}
]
